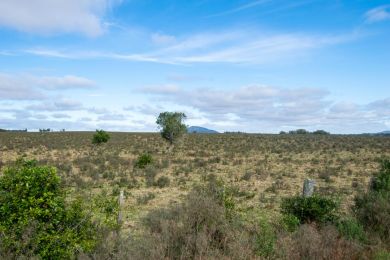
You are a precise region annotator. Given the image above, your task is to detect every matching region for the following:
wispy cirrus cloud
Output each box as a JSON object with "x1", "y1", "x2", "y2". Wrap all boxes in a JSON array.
[
  {"x1": 365, "y1": 5, "x2": 390, "y2": 23},
  {"x1": 24, "y1": 29, "x2": 359, "y2": 65},
  {"x1": 207, "y1": 0, "x2": 317, "y2": 18}
]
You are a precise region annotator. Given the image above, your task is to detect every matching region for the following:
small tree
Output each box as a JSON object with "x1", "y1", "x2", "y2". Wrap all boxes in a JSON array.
[
  {"x1": 92, "y1": 129, "x2": 110, "y2": 144},
  {"x1": 156, "y1": 112, "x2": 187, "y2": 145}
]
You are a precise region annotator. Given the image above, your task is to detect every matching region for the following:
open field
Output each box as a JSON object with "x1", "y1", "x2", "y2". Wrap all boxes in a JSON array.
[{"x1": 1, "y1": 132, "x2": 389, "y2": 233}]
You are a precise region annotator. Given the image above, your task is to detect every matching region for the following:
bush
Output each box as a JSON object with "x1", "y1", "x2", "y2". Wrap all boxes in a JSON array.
[
  {"x1": 281, "y1": 214, "x2": 300, "y2": 232},
  {"x1": 281, "y1": 195, "x2": 339, "y2": 224},
  {"x1": 92, "y1": 129, "x2": 110, "y2": 144},
  {"x1": 253, "y1": 218, "x2": 277, "y2": 258},
  {"x1": 354, "y1": 160, "x2": 390, "y2": 240},
  {"x1": 155, "y1": 176, "x2": 170, "y2": 188},
  {"x1": 144, "y1": 165, "x2": 157, "y2": 187},
  {"x1": 276, "y1": 224, "x2": 363, "y2": 260},
  {"x1": 135, "y1": 153, "x2": 153, "y2": 169},
  {"x1": 137, "y1": 192, "x2": 156, "y2": 205},
  {"x1": 370, "y1": 159, "x2": 390, "y2": 193},
  {"x1": 137, "y1": 179, "x2": 256, "y2": 259},
  {"x1": 0, "y1": 159, "x2": 97, "y2": 259},
  {"x1": 336, "y1": 218, "x2": 366, "y2": 242}
]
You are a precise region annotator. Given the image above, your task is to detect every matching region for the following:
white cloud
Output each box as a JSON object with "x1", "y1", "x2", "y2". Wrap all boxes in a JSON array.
[
  {"x1": 37, "y1": 75, "x2": 95, "y2": 90},
  {"x1": 0, "y1": 73, "x2": 44, "y2": 100},
  {"x1": 207, "y1": 0, "x2": 272, "y2": 17},
  {"x1": 138, "y1": 84, "x2": 181, "y2": 95},
  {"x1": 26, "y1": 99, "x2": 83, "y2": 112},
  {"x1": 151, "y1": 33, "x2": 176, "y2": 45},
  {"x1": 24, "y1": 29, "x2": 358, "y2": 65},
  {"x1": 97, "y1": 112, "x2": 127, "y2": 121},
  {"x1": 140, "y1": 83, "x2": 389, "y2": 133},
  {"x1": 0, "y1": 0, "x2": 122, "y2": 36},
  {"x1": 0, "y1": 73, "x2": 95, "y2": 101},
  {"x1": 365, "y1": 5, "x2": 390, "y2": 23}
]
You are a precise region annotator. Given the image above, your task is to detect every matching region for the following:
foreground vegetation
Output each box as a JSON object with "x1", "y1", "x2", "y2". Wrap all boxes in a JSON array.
[{"x1": 0, "y1": 132, "x2": 389, "y2": 258}]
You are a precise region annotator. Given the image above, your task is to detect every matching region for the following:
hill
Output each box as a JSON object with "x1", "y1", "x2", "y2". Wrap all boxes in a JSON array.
[{"x1": 187, "y1": 126, "x2": 218, "y2": 133}]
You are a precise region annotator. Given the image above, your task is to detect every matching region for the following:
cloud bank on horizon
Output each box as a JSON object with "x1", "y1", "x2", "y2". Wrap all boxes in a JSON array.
[{"x1": 0, "y1": 0, "x2": 389, "y2": 133}]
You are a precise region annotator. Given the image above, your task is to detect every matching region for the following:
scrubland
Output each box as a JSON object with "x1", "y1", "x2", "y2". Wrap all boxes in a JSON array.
[{"x1": 0, "y1": 132, "x2": 389, "y2": 259}]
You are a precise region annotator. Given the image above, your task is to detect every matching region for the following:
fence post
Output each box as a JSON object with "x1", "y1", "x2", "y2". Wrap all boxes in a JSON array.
[
  {"x1": 117, "y1": 190, "x2": 124, "y2": 226},
  {"x1": 302, "y1": 179, "x2": 315, "y2": 197}
]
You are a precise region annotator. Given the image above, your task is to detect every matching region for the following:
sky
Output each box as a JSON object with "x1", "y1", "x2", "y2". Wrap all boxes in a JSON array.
[{"x1": 0, "y1": 0, "x2": 389, "y2": 133}]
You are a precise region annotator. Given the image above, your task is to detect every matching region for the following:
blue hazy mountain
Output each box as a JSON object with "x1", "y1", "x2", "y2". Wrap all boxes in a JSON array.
[
  {"x1": 362, "y1": 130, "x2": 390, "y2": 136},
  {"x1": 188, "y1": 126, "x2": 219, "y2": 134},
  {"x1": 376, "y1": 131, "x2": 390, "y2": 135}
]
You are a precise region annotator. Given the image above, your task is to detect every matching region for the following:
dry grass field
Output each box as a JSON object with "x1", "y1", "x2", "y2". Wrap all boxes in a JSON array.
[{"x1": 1, "y1": 132, "x2": 389, "y2": 235}]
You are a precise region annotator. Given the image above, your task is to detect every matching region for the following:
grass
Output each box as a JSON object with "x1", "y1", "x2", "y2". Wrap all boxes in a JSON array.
[{"x1": 0, "y1": 131, "x2": 389, "y2": 234}]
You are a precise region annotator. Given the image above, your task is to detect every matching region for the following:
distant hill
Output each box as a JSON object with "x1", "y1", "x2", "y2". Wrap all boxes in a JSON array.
[
  {"x1": 362, "y1": 130, "x2": 390, "y2": 136},
  {"x1": 375, "y1": 131, "x2": 390, "y2": 136},
  {"x1": 188, "y1": 126, "x2": 219, "y2": 134}
]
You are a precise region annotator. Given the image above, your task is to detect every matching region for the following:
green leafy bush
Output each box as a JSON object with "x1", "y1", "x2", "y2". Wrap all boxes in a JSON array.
[
  {"x1": 371, "y1": 159, "x2": 390, "y2": 193},
  {"x1": 92, "y1": 129, "x2": 110, "y2": 144},
  {"x1": 0, "y1": 159, "x2": 97, "y2": 259},
  {"x1": 336, "y1": 218, "x2": 366, "y2": 242},
  {"x1": 135, "y1": 153, "x2": 153, "y2": 169},
  {"x1": 281, "y1": 214, "x2": 300, "y2": 232},
  {"x1": 254, "y1": 218, "x2": 277, "y2": 258},
  {"x1": 281, "y1": 195, "x2": 339, "y2": 224},
  {"x1": 354, "y1": 160, "x2": 390, "y2": 240}
]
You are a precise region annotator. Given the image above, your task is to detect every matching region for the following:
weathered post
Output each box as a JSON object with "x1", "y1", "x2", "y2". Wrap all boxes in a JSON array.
[
  {"x1": 302, "y1": 179, "x2": 315, "y2": 197},
  {"x1": 369, "y1": 177, "x2": 377, "y2": 191},
  {"x1": 117, "y1": 190, "x2": 125, "y2": 226}
]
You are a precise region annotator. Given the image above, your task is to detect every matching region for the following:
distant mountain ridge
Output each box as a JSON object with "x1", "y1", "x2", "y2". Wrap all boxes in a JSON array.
[
  {"x1": 362, "y1": 130, "x2": 390, "y2": 136},
  {"x1": 188, "y1": 126, "x2": 218, "y2": 134},
  {"x1": 375, "y1": 131, "x2": 390, "y2": 136}
]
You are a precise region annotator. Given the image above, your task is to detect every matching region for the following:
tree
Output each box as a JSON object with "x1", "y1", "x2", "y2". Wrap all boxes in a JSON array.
[
  {"x1": 92, "y1": 129, "x2": 110, "y2": 144},
  {"x1": 313, "y1": 130, "x2": 330, "y2": 135},
  {"x1": 156, "y1": 112, "x2": 187, "y2": 145}
]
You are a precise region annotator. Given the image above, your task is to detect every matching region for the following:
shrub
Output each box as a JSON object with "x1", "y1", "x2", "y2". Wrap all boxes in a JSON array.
[
  {"x1": 92, "y1": 129, "x2": 110, "y2": 144},
  {"x1": 354, "y1": 160, "x2": 390, "y2": 240},
  {"x1": 276, "y1": 224, "x2": 363, "y2": 260},
  {"x1": 135, "y1": 153, "x2": 153, "y2": 169},
  {"x1": 336, "y1": 218, "x2": 366, "y2": 242},
  {"x1": 137, "y1": 179, "x2": 254, "y2": 259},
  {"x1": 370, "y1": 159, "x2": 390, "y2": 193},
  {"x1": 281, "y1": 214, "x2": 300, "y2": 232},
  {"x1": 281, "y1": 195, "x2": 339, "y2": 224},
  {"x1": 155, "y1": 176, "x2": 170, "y2": 188},
  {"x1": 137, "y1": 192, "x2": 156, "y2": 205},
  {"x1": 144, "y1": 165, "x2": 157, "y2": 187},
  {"x1": 0, "y1": 159, "x2": 97, "y2": 259},
  {"x1": 253, "y1": 218, "x2": 277, "y2": 258}
]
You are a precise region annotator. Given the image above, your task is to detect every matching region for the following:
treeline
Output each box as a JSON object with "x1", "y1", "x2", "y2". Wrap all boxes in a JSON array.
[
  {"x1": 280, "y1": 129, "x2": 330, "y2": 135},
  {"x1": 0, "y1": 128, "x2": 27, "y2": 132}
]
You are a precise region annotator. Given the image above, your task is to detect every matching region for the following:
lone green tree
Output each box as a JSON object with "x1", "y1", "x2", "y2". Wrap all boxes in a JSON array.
[{"x1": 156, "y1": 112, "x2": 187, "y2": 145}]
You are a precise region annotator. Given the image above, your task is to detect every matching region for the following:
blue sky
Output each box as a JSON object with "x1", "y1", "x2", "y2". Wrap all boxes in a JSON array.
[{"x1": 0, "y1": 0, "x2": 389, "y2": 133}]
